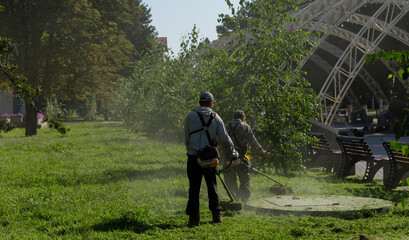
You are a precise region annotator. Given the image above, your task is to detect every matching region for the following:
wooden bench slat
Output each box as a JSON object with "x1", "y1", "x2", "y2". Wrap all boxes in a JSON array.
[
  {"x1": 338, "y1": 139, "x2": 363, "y2": 143},
  {"x1": 312, "y1": 146, "x2": 328, "y2": 151},
  {"x1": 391, "y1": 154, "x2": 409, "y2": 162},
  {"x1": 307, "y1": 133, "x2": 334, "y2": 172},
  {"x1": 396, "y1": 159, "x2": 409, "y2": 165},
  {"x1": 336, "y1": 135, "x2": 381, "y2": 182},
  {"x1": 383, "y1": 141, "x2": 409, "y2": 189},
  {"x1": 340, "y1": 143, "x2": 368, "y2": 150},
  {"x1": 344, "y1": 150, "x2": 370, "y2": 156}
]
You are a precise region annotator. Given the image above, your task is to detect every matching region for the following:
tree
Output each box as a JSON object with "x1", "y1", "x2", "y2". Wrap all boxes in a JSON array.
[
  {"x1": 203, "y1": 0, "x2": 318, "y2": 171},
  {"x1": 116, "y1": 0, "x2": 319, "y2": 172},
  {"x1": 0, "y1": 0, "x2": 156, "y2": 135},
  {"x1": 0, "y1": 37, "x2": 69, "y2": 134},
  {"x1": 216, "y1": 0, "x2": 313, "y2": 35}
]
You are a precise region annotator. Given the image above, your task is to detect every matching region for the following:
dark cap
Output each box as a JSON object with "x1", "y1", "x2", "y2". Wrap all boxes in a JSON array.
[
  {"x1": 234, "y1": 110, "x2": 245, "y2": 119},
  {"x1": 199, "y1": 92, "x2": 214, "y2": 102}
]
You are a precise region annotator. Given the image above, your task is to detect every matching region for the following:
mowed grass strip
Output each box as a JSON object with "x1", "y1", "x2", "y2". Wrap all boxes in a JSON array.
[{"x1": 0, "y1": 122, "x2": 408, "y2": 239}]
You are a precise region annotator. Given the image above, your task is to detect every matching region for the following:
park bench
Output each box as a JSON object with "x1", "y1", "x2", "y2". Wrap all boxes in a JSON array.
[
  {"x1": 336, "y1": 135, "x2": 385, "y2": 182},
  {"x1": 306, "y1": 133, "x2": 341, "y2": 173},
  {"x1": 383, "y1": 141, "x2": 409, "y2": 189}
]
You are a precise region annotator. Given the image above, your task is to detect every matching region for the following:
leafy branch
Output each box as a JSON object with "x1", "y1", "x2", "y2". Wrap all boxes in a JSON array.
[
  {"x1": 366, "y1": 50, "x2": 409, "y2": 141},
  {"x1": 0, "y1": 37, "x2": 69, "y2": 134},
  {"x1": 367, "y1": 50, "x2": 409, "y2": 211}
]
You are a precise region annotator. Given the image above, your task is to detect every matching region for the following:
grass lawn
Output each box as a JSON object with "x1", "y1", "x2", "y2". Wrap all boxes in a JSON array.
[{"x1": 1, "y1": 122, "x2": 409, "y2": 239}]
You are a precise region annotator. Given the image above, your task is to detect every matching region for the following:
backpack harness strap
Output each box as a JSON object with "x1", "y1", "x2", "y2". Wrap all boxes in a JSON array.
[
  {"x1": 229, "y1": 121, "x2": 245, "y2": 156},
  {"x1": 189, "y1": 112, "x2": 216, "y2": 146}
]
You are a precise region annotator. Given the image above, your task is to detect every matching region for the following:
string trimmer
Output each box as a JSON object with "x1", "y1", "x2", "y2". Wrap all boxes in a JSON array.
[
  {"x1": 241, "y1": 161, "x2": 294, "y2": 195},
  {"x1": 215, "y1": 159, "x2": 242, "y2": 211}
]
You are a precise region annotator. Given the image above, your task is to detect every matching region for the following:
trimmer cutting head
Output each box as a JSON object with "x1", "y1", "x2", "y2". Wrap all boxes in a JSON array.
[{"x1": 220, "y1": 200, "x2": 242, "y2": 211}]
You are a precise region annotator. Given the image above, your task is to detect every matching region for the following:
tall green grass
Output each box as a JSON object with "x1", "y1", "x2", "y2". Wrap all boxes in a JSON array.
[{"x1": 0, "y1": 122, "x2": 408, "y2": 239}]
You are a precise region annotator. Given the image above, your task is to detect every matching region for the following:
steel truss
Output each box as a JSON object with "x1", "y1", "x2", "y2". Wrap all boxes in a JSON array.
[
  {"x1": 314, "y1": 41, "x2": 389, "y2": 107},
  {"x1": 314, "y1": 22, "x2": 409, "y2": 92},
  {"x1": 318, "y1": 0, "x2": 409, "y2": 125},
  {"x1": 291, "y1": 0, "x2": 409, "y2": 125}
]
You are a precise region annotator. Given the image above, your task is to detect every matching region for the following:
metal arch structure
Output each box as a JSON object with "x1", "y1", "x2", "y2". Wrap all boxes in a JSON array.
[
  {"x1": 210, "y1": 0, "x2": 409, "y2": 126},
  {"x1": 316, "y1": 41, "x2": 389, "y2": 106},
  {"x1": 314, "y1": 22, "x2": 409, "y2": 92},
  {"x1": 289, "y1": 0, "x2": 409, "y2": 125},
  {"x1": 291, "y1": 0, "x2": 409, "y2": 83},
  {"x1": 349, "y1": 13, "x2": 409, "y2": 44},
  {"x1": 309, "y1": 54, "x2": 361, "y2": 109},
  {"x1": 318, "y1": 0, "x2": 409, "y2": 125},
  {"x1": 289, "y1": 0, "x2": 405, "y2": 95},
  {"x1": 284, "y1": 0, "x2": 367, "y2": 70}
]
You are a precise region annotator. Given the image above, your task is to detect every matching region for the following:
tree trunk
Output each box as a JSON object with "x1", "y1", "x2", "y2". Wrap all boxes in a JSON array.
[{"x1": 25, "y1": 104, "x2": 37, "y2": 136}]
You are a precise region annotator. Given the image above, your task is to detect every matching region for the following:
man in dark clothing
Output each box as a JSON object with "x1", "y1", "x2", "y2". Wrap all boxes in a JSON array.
[
  {"x1": 224, "y1": 110, "x2": 270, "y2": 203},
  {"x1": 184, "y1": 92, "x2": 238, "y2": 227}
]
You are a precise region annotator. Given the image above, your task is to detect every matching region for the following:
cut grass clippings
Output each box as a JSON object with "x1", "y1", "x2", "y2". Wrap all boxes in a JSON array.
[{"x1": 0, "y1": 122, "x2": 409, "y2": 239}]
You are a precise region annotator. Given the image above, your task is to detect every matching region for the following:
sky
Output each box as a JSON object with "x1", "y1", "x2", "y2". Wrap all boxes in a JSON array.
[{"x1": 143, "y1": 0, "x2": 241, "y2": 54}]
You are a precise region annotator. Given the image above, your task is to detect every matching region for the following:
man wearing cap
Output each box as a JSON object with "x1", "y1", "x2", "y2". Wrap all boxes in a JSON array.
[
  {"x1": 184, "y1": 92, "x2": 238, "y2": 227},
  {"x1": 224, "y1": 110, "x2": 271, "y2": 203}
]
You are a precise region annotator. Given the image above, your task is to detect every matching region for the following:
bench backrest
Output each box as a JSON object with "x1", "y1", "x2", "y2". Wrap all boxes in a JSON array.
[
  {"x1": 336, "y1": 135, "x2": 373, "y2": 160},
  {"x1": 310, "y1": 133, "x2": 331, "y2": 153},
  {"x1": 383, "y1": 141, "x2": 409, "y2": 166}
]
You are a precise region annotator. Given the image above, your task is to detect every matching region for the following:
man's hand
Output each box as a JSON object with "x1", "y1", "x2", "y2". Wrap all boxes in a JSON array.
[{"x1": 232, "y1": 158, "x2": 241, "y2": 167}]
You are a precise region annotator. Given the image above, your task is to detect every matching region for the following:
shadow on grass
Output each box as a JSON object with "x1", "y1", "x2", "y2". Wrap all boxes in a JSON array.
[
  {"x1": 71, "y1": 166, "x2": 185, "y2": 186},
  {"x1": 92, "y1": 214, "x2": 179, "y2": 234},
  {"x1": 312, "y1": 172, "x2": 409, "y2": 201},
  {"x1": 10, "y1": 166, "x2": 185, "y2": 188},
  {"x1": 57, "y1": 212, "x2": 181, "y2": 236}
]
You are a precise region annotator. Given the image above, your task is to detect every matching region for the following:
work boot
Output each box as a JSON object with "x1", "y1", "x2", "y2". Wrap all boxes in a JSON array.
[
  {"x1": 188, "y1": 213, "x2": 200, "y2": 227},
  {"x1": 212, "y1": 210, "x2": 222, "y2": 223}
]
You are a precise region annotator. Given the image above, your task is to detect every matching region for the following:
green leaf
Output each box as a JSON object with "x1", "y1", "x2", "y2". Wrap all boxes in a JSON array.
[
  {"x1": 398, "y1": 69, "x2": 405, "y2": 78},
  {"x1": 384, "y1": 51, "x2": 396, "y2": 62},
  {"x1": 396, "y1": 52, "x2": 403, "y2": 63},
  {"x1": 376, "y1": 51, "x2": 385, "y2": 60},
  {"x1": 388, "y1": 74, "x2": 393, "y2": 79},
  {"x1": 402, "y1": 145, "x2": 409, "y2": 157},
  {"x1": 365, "y1": 54, "x2": 372, "y2": 63},
  {"x1": 401, "y1": 197, "x2": 407, "y2": 209},
  {"x1": 390, "y1": 141, "x2": 402, "y2": 151}
]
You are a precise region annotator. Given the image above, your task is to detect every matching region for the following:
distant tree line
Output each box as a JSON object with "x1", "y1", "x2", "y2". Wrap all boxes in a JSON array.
[{"x1": 0, "y1": 0, "x2": 156, "y2": 136}]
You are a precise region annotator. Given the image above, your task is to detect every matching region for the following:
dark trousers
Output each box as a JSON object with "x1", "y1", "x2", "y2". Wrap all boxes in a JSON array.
[
  {"x1": 186, "y1": 155, "x2": 220, "y2": 215},
  {"x1": 224, "y1": 163, "x2": 250, "y2": 202}
]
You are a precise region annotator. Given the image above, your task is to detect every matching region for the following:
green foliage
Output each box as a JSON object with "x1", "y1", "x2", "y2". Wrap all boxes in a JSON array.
[
  {"x1": 44, "y1": 97, "x2": 64, "y2": 118},
  {"x1": 366, "y1": 49, "x2": 409, "y2": 221},
  {"x1": 0, "y1": 38, "x2": 41, "y2": 107},
  {"x1": 0, "y1": 37, "x2": 70, "y2": 135},
  {"x1": 84, "y1": 95, "x2": 97, "y2": 121},
  {"x1": 0, "y1": 119, "x2": 15, "y2": 133},
  {"x1": 390, "y1": 177, "x2": 409, "y2": 213},
  {"x1": 116, "y1": 0, "x2": 319, "y2": 171},
  {"x1": 366, "y1": 50, "x2": 409, "y2": 152},
  {"x1": 216, "y1": 0, "x2": 314, "y2": 35},
  {"x1": 43, "y1": 116, "x2": 70, "y2": 135},
  {"x1": 366, "y1": 50, "x2": 409, "y2": 82},
  {"x1": 0, "y1": 0, "x2": 156, "y2": 128},
  {"x1": 113, "y1": 35, "x2": 202, "y2": 141}
]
